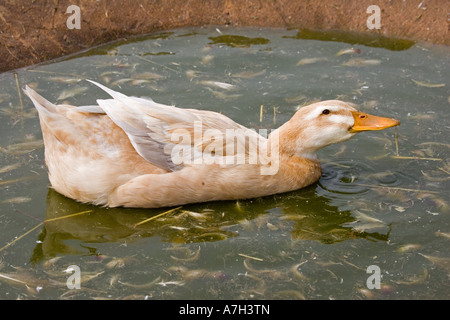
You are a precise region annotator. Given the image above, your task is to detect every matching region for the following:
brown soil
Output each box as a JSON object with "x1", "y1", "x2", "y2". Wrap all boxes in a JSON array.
[{"x1": 0, "y1": 0, "x2": 448, "y2": 73}]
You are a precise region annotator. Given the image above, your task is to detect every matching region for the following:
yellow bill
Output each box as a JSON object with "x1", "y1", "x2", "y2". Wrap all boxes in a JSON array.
[{"x1": 350, "y1": 111, "x2": 400, "y2": 132}]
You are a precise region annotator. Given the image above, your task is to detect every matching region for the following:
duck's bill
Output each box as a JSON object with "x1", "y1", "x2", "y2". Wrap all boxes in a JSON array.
[{"x1": 350, "y1": 111, "x2": 400, "y2": 132}]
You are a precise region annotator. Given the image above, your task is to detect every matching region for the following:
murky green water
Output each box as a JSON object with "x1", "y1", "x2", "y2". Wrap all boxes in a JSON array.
[{"x1": 0, "y1": 27, "x2": 449, "y2": 300}]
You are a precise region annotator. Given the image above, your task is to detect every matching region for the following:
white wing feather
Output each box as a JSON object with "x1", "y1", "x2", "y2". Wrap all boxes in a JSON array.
[{"x1": 87, "y1": 80, "x2": 266, "y2": 171}]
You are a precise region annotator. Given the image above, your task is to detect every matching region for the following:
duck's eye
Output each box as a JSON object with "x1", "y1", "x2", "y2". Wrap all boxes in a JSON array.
[{"x1": 322, "y1": 109, "x2": 330, "y2": 115}]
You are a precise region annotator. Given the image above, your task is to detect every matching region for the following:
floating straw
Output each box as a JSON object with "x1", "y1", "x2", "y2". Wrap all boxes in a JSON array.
[
  {"x1": 14, "y1": 73, "x2": 24, "y2": 116},
  {"x1": 353, "y1": 183, "x2": 439, "y2": 193},
  {"x1": 134, "y1": 206, "x2": 182, "y2": 227},
  {"x1": 391, "y1": 156, "x2": 442, "y2": 161},
  {"x1": 45, "y1": 210, "x2": 93, "y2": 223},
  {"x1": 0, "y1": 223, "x2": 44, "y2": 253},
  {"x1": 395, "y1": 127, "x2": 399, "y2": 156},
  {"x1": 391, "y1": 127, "x2": 442, "y2": 161},
  {"x1": 238, "y1": 253, "x2": 264, "y2": 261},
  {"x1": 0, "y1": 210, "x2": 93, "y2": 253}
]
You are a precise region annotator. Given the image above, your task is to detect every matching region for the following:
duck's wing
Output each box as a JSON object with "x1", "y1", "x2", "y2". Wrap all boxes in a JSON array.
[{"x1": 88, "y1": 80, "x2": 266, "y2": 171}]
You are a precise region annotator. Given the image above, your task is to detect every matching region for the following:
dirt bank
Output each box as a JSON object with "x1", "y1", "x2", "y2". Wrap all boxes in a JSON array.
[{"x1": 0, "y1": 0, "x2": 448, "y2": 73}]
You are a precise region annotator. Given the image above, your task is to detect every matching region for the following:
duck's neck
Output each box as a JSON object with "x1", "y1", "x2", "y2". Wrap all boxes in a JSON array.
[{"x1": 268, "y1": 120, "x2": 318, "y2": 161}]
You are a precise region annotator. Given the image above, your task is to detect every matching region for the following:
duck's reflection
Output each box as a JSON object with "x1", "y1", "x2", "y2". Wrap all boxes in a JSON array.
[{"x1": 30, "y1": 186, "x2": 389, "y2": 263}]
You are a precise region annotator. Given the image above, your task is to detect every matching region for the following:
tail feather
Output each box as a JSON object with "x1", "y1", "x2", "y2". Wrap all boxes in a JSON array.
[
  {"x1": 86, "y1": 79, "x2": 129, "y2": 101},
  {"x1": 23, "y1": 85, "x2": 58, "y2": 114}
]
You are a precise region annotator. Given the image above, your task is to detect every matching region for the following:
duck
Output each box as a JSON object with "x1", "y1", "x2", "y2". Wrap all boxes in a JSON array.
[{"x1": 24, "y1": 80, "x2": 399, "y2": 208}]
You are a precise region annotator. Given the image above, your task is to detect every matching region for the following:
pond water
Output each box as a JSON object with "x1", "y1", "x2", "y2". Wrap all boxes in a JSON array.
[{"x1": 0, "y1": 26, "x2": 449, "y2": 300}]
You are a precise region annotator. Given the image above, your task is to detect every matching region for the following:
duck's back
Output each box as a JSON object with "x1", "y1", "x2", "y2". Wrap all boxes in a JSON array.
[{"x1": 24, "y1": 86, "x2": 166, "y2": 205}]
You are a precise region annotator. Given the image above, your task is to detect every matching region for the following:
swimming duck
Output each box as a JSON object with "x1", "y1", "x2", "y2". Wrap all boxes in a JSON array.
[{"x1": 24, "y1": 81, "x2": 399, "y2": 208}]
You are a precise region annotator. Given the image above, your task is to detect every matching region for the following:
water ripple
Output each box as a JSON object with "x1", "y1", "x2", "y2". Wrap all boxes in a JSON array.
[
  {"x1": 317, "y1": 160, "x2": 374, "y2": 198},
  {"x1": 317, "y1": 160, "x2": 419, "y2": 201}
]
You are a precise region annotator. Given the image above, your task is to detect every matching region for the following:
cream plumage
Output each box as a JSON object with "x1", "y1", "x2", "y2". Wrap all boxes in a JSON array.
[{"x1": 24, "y1": 81, "x2": 399, "y2": 208}]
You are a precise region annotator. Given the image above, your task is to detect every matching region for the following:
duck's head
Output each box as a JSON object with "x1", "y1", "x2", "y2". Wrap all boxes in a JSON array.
[{"x1": 277, "y1": 100, "x2": 400, "y2": 159}]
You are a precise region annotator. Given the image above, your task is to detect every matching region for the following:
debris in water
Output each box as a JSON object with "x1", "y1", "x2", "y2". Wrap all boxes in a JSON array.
[
  {"x1": 57, "y1": 86, "x2": 89, "y2": 100},
  {"x1": 201, "y1": 55, "x2": 215, "y2": 64},
  {"x1": 232, "y1": 69, "x2": 266, "y2": 79},
  {"x1": 357, "y1": 287, "x2": 375, "y2": 299},
  {"x1": 200, "y1": 80, "x2": 236, "y2": 90},
  {"x1": 352, "y1": 223, "x2": 386, "y2": 232},
  {"x1": 105, "y1": 255, "x2": 138, "y2": 269},
  {"x1": 296, "y1": 57, "x2": 327, "y2": 66},
  {"x1": 0, "y1": 163, "x2": 21, "y2": 174},
  {"x1": 0, "y1": 139, "x2": 44, "y2": 155},
  {"x1": 417, "y1": 193, "x2": 449, "y2": 213},
  {"x1": 168, "y1": 266, "x2": 225, "y2": 282},
  {"x1": 47, "y1": 76, "x2": 83, "y2": 84},
  {"x1": 243, "y1": 259, "x2": 281, "y2": 277},
  {"x1": 205, "y1": 87, "x2": 242, "y2": 100},
  {"x1": 0, "y1": 176, "x2": 35, "y2": 187},
  {"x1": 134, "y1": 206, "x2": 182, "y2": 227},
  {"x1": 109, "y1": 274, "x2": 120, "y2": 287},
  {"x1": 420, "y1": 254, "x2": 450, "y2": 272},
  {"x1": 130, "y1": 79, "x2": 150, "y2": 86},
  {"x1": 110, "y1": 78, "x2": 134, "y2": 86},
  {"x1": 408, "y1": 113, "x2": 437, "y2": 120},
  {"x1": 238, "y1": 253, "x2": 264, "y2": 261},
  {"x1": 435, "y1": 231, "x2": 450, "y2": 240},
  {"x1": 157, "y1": 280, "x2": 185, "y2": 287},
  {"x1": 353, "y1": 210, "x2": 384, "y2": 224},
  {"x1": 119, "y1": 276, "x2": 161, "y2": 289},
  {"x1": 266, "y1": 222, "x2": 278, "y2": 231},
  {"x1": 336, "y1": 48, "x2": 361, "y2": 56},
  {"x1": 182, "y1": 210, "x2": 212, "y2": 221},
  {"x1": 284, "y1": 94, "x2": 306, "y2": 104},
  {"x1": 290, "y1": 261, "x2": 309, "y2": 281},
  {"x1": 1, "y1": 102, "x2": 37, "y2": 122},
  {"x1": 392, "y1": 268, "x2": 429, "y2": 285},
  {"x1": 132, "y1": 72, "x2": 165, "y2": 80},
  {"x1": 341, "y1": 58, "x2": 381, "y2": 67},
  {"x1": 63, "y1": 267, "x2": 104, "y2": 283},
  {"x1": 397, "y1": 244, "x2": 422, "y2": 253},
  {"x1": 2, "y1": 197, "x2": 32, "y2": 204},
  {"x1": 170, "y1": 246, "x2": 201, "y2": 262},
  {"x1": 185, "y1": 69, "x2": 201, "y2": 80},
  {"x1": 412, "y1": 79, "x2": 445, "y2": 88}
]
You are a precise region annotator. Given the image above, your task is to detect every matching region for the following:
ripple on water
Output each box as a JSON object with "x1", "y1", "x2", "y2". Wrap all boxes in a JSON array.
[
  {"x1": 318, "y1": 160, "x2": 375, "y2": 198},
  {"x1": 317, "y1": 159, "x2": 419, "y2": 202}
]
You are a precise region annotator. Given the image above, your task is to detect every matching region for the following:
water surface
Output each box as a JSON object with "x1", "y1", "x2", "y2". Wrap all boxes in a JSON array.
[{"x1": 0, "y1": 27, "x2": 449, "y2": 299}]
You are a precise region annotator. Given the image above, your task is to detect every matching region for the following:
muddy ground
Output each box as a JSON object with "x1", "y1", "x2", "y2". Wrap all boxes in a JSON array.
[{"x1": 0, "y1": 0, "x2": 448, "y2": 72}]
